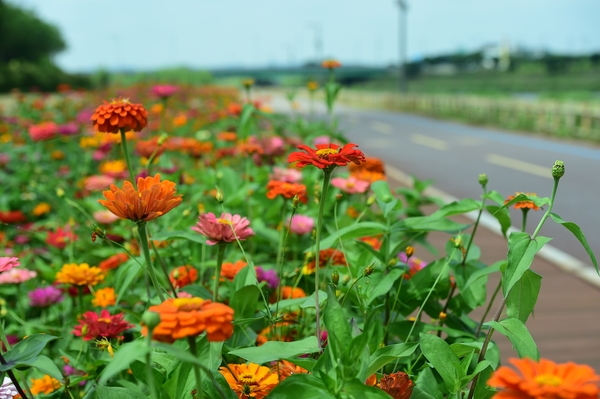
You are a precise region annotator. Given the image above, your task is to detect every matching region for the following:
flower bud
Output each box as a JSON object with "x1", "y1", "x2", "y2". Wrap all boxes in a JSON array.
[
  {"x1": 56, "y1": 187, "x2": 65, "y2": 197},
  {"x1": 552, "y1": 160, "x2": 565, "y2": 179},
  {"x1": 336, "y1": 193, "x2": 344, "y2": 202},
  {"x1": 157, "y1": 133, "x2": 169, "y2": 146},
  {"x1": 366, "y1": 195, "x2": 376, "y2": 206},
  {"x1": 331, "y1": 269, "x2": 339, "y2": 285},
  {"x1": 215, "y1": 190, "x2": 224, "y2": 204},
  {"x1": 141, "y1": 310, "x2": 161, "y2": 331},
  {"x1": 478, "y1": 173, "x2": 488, "y2": 188},
  {"x1": 363, "y1": 264, "x2": 375, "y2": 277},
  {"x1": 439, "y1": 311, "x2": 447, "y2": 321},
  {"x1": 292, "y1": 195, "x2": 302, "y2": 209},
  {"x1": 405, "y1": 246, "x2": 414, "y2": 258}
]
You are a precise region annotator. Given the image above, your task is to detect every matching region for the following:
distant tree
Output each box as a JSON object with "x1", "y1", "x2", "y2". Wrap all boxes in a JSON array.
[{"x1": 0, "y1": 1, "x2": 66, "y2": 63}]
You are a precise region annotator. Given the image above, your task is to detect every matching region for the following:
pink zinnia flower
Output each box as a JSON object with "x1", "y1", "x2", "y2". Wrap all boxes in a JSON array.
[
  {"x1": 191, "y1": 212, "x2": 254, "y2": 245},
  {"x1": 151, "y1": 84, "x2": 179, "y2": 98},
  {"x1": 313, "y1": 135, "x2": 331, "y2": 145},
  {"x1": 0, "y1": 268, "x2": 37, "y2": 284},
  {"x1": 270, "y1": 166, "x2": 303, "y2": 183},
  {"x1": 84, "y1": 175, "x2": 115, "y2": 191},
  {"x1": 288, "y1": 215, "x2": 314, "y2": 235},
  {"x1": 398, "y1": 252, "x2": 428, "y2": 280},
  {"x1": 93, "y1": 210, "x2": 120, "y2": 224},
  {"x1": 0, "y1": 257, "x2": 20, "y2": 273},
  {"x1": 28, "y1": 122, "x2": 58, "y2": 141},
  {"x1": 331, "y1": 176, "x2": 370, "y2": 194},
  {"x1": 29, "y1": 286, "x2": 64, "y2": 307}
]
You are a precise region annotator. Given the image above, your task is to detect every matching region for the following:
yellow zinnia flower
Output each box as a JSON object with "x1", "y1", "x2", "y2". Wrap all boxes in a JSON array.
[{"x1": 55, "y1": 263, "x2": 104, "y2": 286}]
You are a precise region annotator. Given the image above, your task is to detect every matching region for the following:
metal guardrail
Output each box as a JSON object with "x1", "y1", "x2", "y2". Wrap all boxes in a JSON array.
[{"x1": 337, "y1": 90, "x2": 600, "y2": 140}]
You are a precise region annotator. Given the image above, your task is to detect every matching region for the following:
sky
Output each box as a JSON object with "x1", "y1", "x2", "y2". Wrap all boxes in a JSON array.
[{"x1": 11, "y1": 0, "x2": 600, "y2": 72}]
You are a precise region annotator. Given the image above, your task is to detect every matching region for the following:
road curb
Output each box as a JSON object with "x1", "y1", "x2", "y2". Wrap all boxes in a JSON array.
[{"x1": 385, "y1": 164, "x2": 600, "y2": 289}]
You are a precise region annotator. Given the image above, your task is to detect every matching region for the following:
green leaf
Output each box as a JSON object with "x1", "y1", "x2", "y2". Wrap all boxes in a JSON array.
[
  {"x1": 129, "y1": 360, "x2": 165, "y2": 388},
  {"x1": 472, "y1": 365, "x2": 497, "y2": 399},
  {"x1": 309, "y1": 222, "x2": 388, "y2": 251},
  {"x1": 419, "y1": 333, "x2": 463, "y2": 394},
  {"x1": 462, "y1": 260, "x2": 503, "y2": 291},
  {"x1": 364, "y1": 269, "x2": 404, "y2": 306},
  {"x1": 367, "y1": 342, "x2": 418, "y2": 376},
  {"x1": 397, "y1": 216, "x2": 471, "y2": 232},
  {"x1": 300, "y1": 290, "x2": 328, "y2": 309},
  {"x1": 228, "y1": 337, "x2": 320, "y2": 364},
  {"x1": 496, "y1": 193, "x2": 550, "y2": 213},
  {"x1": 230, "y1": 285, "x2": 260, "y2": 321},
  {"x1": 430, "y1": 198, "x2": 480, "y2": 218},
  {"x1": 550, "y1": 212, "x2": 599, "y2": 274},
  {"x1": 233, "y1": 264, "x2": 258, "y2": 290},
  {"x1": 503, "y1": 232, "x2": 551, "y2": 296},
  {"x1": 410, "y1": 386, "x2": 437, "y2": 399},
  {"x1": 268, "y1": 373, "x2": 336, "y2": 399},
  {"x1": 238, "y1": 103, "x2": 255, "y2": 138},
  {"x1": 182, "y1": 284, "x2": 212, "y2": 299},
  {"x1": 450, "y1": 342, "x2": 483, "y2": 358},
  {"x1": 99, "y1": 341, "x2": 148, "y2": 384},
  {"x1": 415, "y1": 367, "x2": 444, "y2": 399},
  {"x1": 342, "y1": 378, "x2": 396, "y2": 398},
  {"x1": 371, "y1": 180, "x2": 401, "y2": 217},
  {"x1": 484, "y1": 190, "x2": 507, "y2": 206},
  {"x1": 486, "y1": 205, "x2": 511, "y2": 239},
  {"x1": 95, "y1": 386, "x2": 149, "y2": 399},
  {"x1": 150, "y1": 230, "x2": 206, "y2": 244},
  {"x1": 324, "y1": 287, "x2": 352, "y2": 362},
  {"x1": 30, "y1": 355, "x2": 63, "y2": 382},
  {"x1": 487, "y1": 318, "x2": 539, "y2": 360},
  {"x1": 115, "y1": 260, "x2": 141, "y2": 303},
  {"x1": 0, "y1": 334, "x2": 59, "y2": 370},
  {"x1": 506, "y1": 270, "x2": 542, "y2": 323}
]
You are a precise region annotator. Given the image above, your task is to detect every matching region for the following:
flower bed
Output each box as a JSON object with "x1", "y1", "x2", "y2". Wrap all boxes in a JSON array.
[{"x1": 0, "y1": 80, "x2": 598, "y2": 399}]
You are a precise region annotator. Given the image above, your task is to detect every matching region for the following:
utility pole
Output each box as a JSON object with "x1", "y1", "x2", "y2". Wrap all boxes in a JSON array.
[
  {"x1": 397, "y1": 0, "x2": 408, "y2": 92},
  {"x1": 308, "y1": 22, "x2": 323, "y2": 64}
]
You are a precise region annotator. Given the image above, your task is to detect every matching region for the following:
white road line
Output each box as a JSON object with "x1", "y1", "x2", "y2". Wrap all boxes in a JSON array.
[
  {"x1": 385, "y1": 164, "x2": 600, "y2": 288},
  {"x1": 486, "y1": 154, "x2": 552, "y2": 179},
  {"x1": 411, "y1": 134, "x2": 449, "y2": 151},
  {"x1": 370, "y1": 121, "x2": 393, "y2": 135}
]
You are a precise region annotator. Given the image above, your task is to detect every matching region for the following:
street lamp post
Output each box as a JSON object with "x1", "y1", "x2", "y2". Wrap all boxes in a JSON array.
[{"x1": 397, "y1": 0, "x2": 408, "y2": 92}]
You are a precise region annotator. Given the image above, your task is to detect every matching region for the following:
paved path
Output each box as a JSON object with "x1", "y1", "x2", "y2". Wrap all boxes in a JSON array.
[{"x1": 259, "y1": 90, "x2": 600, "y2": 371}]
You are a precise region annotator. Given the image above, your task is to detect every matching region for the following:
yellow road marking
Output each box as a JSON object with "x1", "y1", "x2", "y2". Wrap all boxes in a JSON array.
[
  {"x1": 485, "y1": 154, "x2": 552, "y2": 179},
  {"x1": 370, "y1": 121, "x2": 393, "y2": 135},
  {"x1": 410, "y1": 134, "x2": 448, "y2": 151}
]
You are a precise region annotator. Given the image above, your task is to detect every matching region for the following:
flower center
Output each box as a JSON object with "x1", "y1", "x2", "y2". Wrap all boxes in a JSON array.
[
  {"x1": 535, "y1": 374, "x2": 563, "y2": 387},
  {"x1": 239, "y1": 373, "x2": 257, "y2": 385},
  {"x1": 315, "y1": 148, "x2": 338, "y2": 157},
  {"x1": 346, "y1": 181, "x2": 355, "y2": 188},
  {"x1": 217, "y1": 218, "x2": 233, "y2": 225},
  {"x1": 98, "y1": 318, "x2": 112, "y2": 323}
]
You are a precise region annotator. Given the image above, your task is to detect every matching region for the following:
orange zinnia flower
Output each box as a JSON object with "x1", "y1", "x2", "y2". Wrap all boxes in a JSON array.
[
  {"x1": 349, "y1": 156, "x2": 385, "y2": 174},
  {"x1": 169, "y1": 265, "x2": 198, "y2": 288},
  {"x1": 99, "y1": 253, "x2": 129, "y2": 271},
  {"x1": 217, "y1": 131, "x2": 237, "y2": 142},
  {"x1": 266, "y1": 180, "x2": 308, "y2": 203},
  {"x1": 55, "y1": 263, "x2": 104, "y2": 286},
  {"x1": 135, "y1": 137, "x2": 166, "y2": 158},
  {"x1": 487, "y1": 358, "x2": 600, "y2": 399},
  {"x1": 275, "y1": 286, "x2": 306, "y2": 302},
  {"x1": 91, "y1": 97, "x2": 148, "y2": 134},
  {"x1": 143, "y1": 297, "x2": 234, "y2": 343},
  {"x1": 256, "y1": 322, "x2": 296, "y2": 346},
  {"x1": 221, "y1": 260, "x2": 248, "y2": 281},
  {"x1": 30, "y1": 375, "x2": 61, "y2": 395},
  {"x1": 288, "y1": 143, "x2": 365, "y2": 170},
  {"x1": 273, "y1": 360, "x2": 308, "y2": 380},
  {"x1": 302, "y1": 249, "x2": 346, "y2": 274},
  {"x1": 98, "y1": 174, "x2": 182, "y2": 223},
  {"x1": 322, "y1": 59, "x2": 342, "y2": 69},
  {"x1": 379, "y1": 372, "x2": 414, "y2": 399},
  {"x1": 92, "y1": 287, "x2": 116, "y2": 307},
  {"x1": 505, "y1": 192, "x2": 540, "y2": 211},
  {"x1": 219, "y1": 363, "x2": 278, "y2": 399}
]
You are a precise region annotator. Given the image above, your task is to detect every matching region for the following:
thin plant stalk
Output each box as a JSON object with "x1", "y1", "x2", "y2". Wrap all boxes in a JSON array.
[
  {"x1": 275, "y1": 205, "x2": 296, "y2": 317},
  {"x1": 150, "y1": 238, "x2": 178, "y2": 297},
  {"x1": 214, "y1": 244, "x2": 227, "y2": 302},
  {"x1": 137, "y1": 223, "x2": 166, "y2": 302},
  {"x1": 119, "y1": 129, "x2": 137, "y2": 187},
  {"x1": 188, "y1": 337, "x2": 204, "y2": 399},
  {"x1": 145, "y1": 334, "x2": 158, "y2": 399},
  {"x1": 313, "y1": 169, "x2": 333, "y2": 349}
]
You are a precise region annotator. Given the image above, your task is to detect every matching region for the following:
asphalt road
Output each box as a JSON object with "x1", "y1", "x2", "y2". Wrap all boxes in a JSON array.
[{"x1": 336, "y1": 108, "x2": 600, "y2": 269}]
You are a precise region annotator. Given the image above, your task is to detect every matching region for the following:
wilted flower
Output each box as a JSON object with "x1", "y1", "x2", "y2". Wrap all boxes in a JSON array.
[
  {"x1": 29, "y1": 286, "x2": 64, "y2": 307},
  {"x1": 0, "y1": 268, "x2": 36, "y2": 284},
  {"x1": 288, "y1": 215, "x2": 314, "y2": 235},
  {"x1": 379, "y1": 372, "x2": 414, "y2": 399},
  {"x1": 73, "y1": 310, "x2": 133, "y2": 341},
  {"x1": 192, "y1": 212, "x2": 254, "y2": 245},
  {"x1": 143, "y1": 297, "x2": 234, "y2": 343},
  {"x1": 0, "y1": 257, "x2": 20, "y2": 273},
  {"x1": 91, "y1": 97, "x2": 148, "y2": 134},
  {"x1": 220, "y1": 363, "x2": 278, "y2": 399}
]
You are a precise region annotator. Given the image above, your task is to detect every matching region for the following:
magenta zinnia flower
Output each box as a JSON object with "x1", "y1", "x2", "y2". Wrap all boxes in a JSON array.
[
  {"x1": 0, "y1": 257, "x2": 20, "y2": 273},
  {"x1": 255, "y1": 267, "x2": 279, "y2": 289},
  {"x1": 0, "y1": 268, "x2": 36, "y2": 284},
  {"x1": 331, "y1": 176, "x2": 370, "y2": 194},
  {"x1": 29, "y1": 286, "x2": 64, "y2": 307},
  {"x1": 151, "y1": 84, "x2": 179, "y2": 98},
  {"x1": 192, "y1": 212, "x2": 254, "y2": 245}
]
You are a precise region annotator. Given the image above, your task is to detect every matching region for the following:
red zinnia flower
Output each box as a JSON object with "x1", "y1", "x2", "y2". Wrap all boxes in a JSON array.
[
  {"x1": 288, "y1": 143, "x2": 365, "y2": 170},
  {"x1": 73, "y1": 310, "x2": 133, "y2": 341},
  {"x1": 0, "y1": 210, "x2": 26, "y2": 224},
  {"x1": 91, "y1": 97, "x2": 148, "y2": 134},
  {"x1": 46, "y1": 227, "x2": 78, "y2": 249}
]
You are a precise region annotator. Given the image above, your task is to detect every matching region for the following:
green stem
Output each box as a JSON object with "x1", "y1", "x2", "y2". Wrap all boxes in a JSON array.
[
  {"x1": 475, "y1": 280, "x2": 502, "y2": 337},
  {"x1": 145, "y1": 335, "x2": 158, "y2": 399},
  {"x1": 521, "y1": 209, "x2": 529, "y2": 233},
  {"x1": 188, "y1": 337, "x2": 204, "y2": 399},
  {"x1": 275, "y1": 205, "x2": 296, "y2": 318},
  {"x1": 531, "y1": 178, "x2": 559, "y2": 239},
  {"x1": 214, "y1": 244, "x2": 227, "y2": 302},
  {"x1": 137, "y1": 223, "x2": 165, "y2": 302},
  {"x1": 314, "y1": 169, "x2": 333, "y2": 349},
  {"x1": 120, "y1": 129, "x2": 137, "y2": 187},
  {"x1": 150, "y1": 237, "x2": 178, "y2": 297}
]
